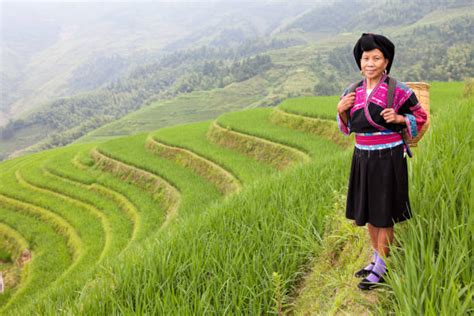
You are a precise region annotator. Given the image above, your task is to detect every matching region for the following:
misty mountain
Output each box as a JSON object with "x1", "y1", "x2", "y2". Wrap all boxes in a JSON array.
[
  {"x1": 0, "y1": 0, "x2": 472, "y2": 160},
  {"x1": 0, "y1": 1, "x2": 316, "y2": 126}
]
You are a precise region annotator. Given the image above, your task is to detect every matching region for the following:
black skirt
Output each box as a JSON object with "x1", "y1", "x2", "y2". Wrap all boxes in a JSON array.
[{"x1": 346, "y1": 144, "x2": 412, "y2": 228}]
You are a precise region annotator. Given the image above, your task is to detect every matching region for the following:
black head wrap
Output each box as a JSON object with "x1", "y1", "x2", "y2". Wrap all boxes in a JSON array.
[{"x1": 353, "y1": 33, "x2": 395, "y2": 74}]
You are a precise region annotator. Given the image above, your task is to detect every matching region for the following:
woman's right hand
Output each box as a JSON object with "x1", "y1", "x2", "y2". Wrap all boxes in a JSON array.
[{"x1": 337, "y1": 92, "x2": 356, "y2": 114}]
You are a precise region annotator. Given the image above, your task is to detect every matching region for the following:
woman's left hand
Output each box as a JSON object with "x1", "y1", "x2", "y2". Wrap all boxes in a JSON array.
[{"x1": 380, "y1": 108, "x2": 404, "y2": 124}]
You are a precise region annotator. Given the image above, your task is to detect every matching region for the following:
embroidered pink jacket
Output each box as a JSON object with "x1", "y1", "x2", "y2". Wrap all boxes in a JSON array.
[{"x1": 337, "y1": 74, "x2": 427, "y2": 144}]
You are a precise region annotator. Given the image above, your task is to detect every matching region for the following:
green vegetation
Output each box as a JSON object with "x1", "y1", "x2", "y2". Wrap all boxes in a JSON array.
[
  {"x1": 380, "y1": 83, "x2": 473, "y2": 314},
  {"x1": 0, "y1": 53, "x2": 275, "y2": 159},
  {"x1": 76, "y1": 78, "x2": 268, "y2": 143},
  {"x1": 278, "y1": 95, "x2": 339, "y2": 120},
  {"x1": 0, "y1": 82, "x2": 471, "y2": 314},
  {"x1": 289, "y1": 81, "x2": 472, "y2": 315},
  {"x1": 2, "y1": 1, "x2": 472, "y2": 160},
  {"x1": 0, "y1": 248, "x2": 11, "y2": 263},
  {"x1": 216, "y1": 107, "x2": 341, "y2": 158}
]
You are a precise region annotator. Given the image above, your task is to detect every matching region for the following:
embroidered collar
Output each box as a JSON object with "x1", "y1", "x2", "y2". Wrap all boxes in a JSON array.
[
  {"x1": 362, "y1": 72, "x2": 387, "y2": 103},
  {"x1": 362, "y1": 72, "x2": 388, "y2": 131}
]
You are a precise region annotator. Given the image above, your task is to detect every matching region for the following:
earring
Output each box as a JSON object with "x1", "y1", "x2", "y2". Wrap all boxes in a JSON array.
[{"x1": 360, "y1": 70, "x2": 364, "y2": 76}]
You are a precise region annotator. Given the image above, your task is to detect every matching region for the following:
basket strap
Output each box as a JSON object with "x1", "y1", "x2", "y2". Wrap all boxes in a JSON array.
[
  {"x1": 387, "y1": 76, "x2": 413, "y2": 158},
  {"x1": 387, "y1": 77, "x2": 397, "y2": 108},
  {"x1": 343, "y1": 80, "x2": 363, "y2": 126},
  {"x1": 349, "y1": 81, "x2": 361, "y2": 94}
]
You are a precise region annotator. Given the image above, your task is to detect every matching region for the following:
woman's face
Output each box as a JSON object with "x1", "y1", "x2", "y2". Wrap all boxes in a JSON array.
[{"x1": 361, "y1": 48, "x2": 389, "y2": 80}]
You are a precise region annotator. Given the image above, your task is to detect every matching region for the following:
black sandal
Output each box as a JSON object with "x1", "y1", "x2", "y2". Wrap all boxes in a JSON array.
[
  {"x1": 354, "y1": 262, "x2": 375, "y2": 278},
  {"x1": 357, "y1": 270, "x2": 385, "y2": 291}
]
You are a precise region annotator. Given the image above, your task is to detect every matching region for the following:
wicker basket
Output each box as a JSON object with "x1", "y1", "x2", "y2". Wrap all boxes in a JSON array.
[{"x1": 404, "y1": 82, "x2": 430, "y2": 147}]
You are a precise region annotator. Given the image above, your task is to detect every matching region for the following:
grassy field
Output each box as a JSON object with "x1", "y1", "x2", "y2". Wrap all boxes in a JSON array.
[
  {"x1": 75, "y1": 75, "x2": 270, "y2": 144},
  {"x1": 380, "y1": 82, "x2": 473, "y2": 314},
  {"x1": 0, "y1": 81, "x2": 471, "y2": 314}
]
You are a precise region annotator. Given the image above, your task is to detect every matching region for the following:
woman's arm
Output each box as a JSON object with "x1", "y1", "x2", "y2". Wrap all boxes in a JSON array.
[
  {"x1": 396, "y1": 87, "x2": 428, "y2": 139},
  {"x1": 336, "y1": 112, "x2": 351, "y2": 136},
  {"x1": 381, "y1": 85, "x2": 427, "y2": 139},
  {"x1": 336, "y1": 89, "x2": 355, "y2": 136}
]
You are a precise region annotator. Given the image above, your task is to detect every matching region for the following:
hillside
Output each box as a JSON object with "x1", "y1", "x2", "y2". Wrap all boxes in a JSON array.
[
  {"x1": 0, "y1": 81, "x2": 471, "y2": 314},
  {"x1": 0, "y1": 1, "x2": 315, "y2": 123},
  {"x1": 77, "y1": 6, "x2": 473, "y2": 145},
  {"x1": 1, "y1": 0, "x2": 473, "y2": 160}
]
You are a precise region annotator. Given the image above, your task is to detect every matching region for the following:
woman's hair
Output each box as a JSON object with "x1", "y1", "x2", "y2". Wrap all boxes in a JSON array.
[{"x1": 353, "y1": 33, "x2": 395, "y2": 74}]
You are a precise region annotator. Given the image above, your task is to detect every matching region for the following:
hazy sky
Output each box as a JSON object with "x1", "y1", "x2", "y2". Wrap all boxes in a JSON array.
[
  {"x1": 0, "y1": 0, "x2": 328, "y2": 4},
  {"x1": 0, "y1": 0, "x2": 283, "y2": 2},
  {"x1": 0, "y1": 0, "x2": 241, "y2": 5}
]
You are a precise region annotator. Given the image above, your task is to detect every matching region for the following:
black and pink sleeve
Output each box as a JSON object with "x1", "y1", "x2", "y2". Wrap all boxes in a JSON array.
[
  {"x1": 396, "y1": 86, "x2": 427, "y2": 139},
  {"x1": 336, "y1": 85, "x2": 352, "y2": 136}
]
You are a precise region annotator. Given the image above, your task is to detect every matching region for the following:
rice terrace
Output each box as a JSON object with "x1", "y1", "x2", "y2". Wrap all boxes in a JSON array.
[
  {"x1": 0, "y1": 80, "x2": 471, "y2": 314},
  {"x1": 1, "y1": 0, "x2": 473, "y2": 314}
]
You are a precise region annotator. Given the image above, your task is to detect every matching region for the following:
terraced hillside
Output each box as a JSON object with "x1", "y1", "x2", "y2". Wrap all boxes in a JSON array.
[{"x1": 0, "y1": 82, "x2": 471, "y2": 314}]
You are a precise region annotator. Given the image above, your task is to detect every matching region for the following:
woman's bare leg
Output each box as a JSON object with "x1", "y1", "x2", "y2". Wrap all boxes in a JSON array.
[
  {"x1": 359, "y1": 226, "x2": 393, "y2": 287},
  {"x1": 377, "y1": 227, "x2": 394, "y2": 257},
  {"x1": 355, "y1": 223, "x2": 380, "y2": 275},
  {"x1": 367, "y1": 223, "x2": 379, "y2": 251}
]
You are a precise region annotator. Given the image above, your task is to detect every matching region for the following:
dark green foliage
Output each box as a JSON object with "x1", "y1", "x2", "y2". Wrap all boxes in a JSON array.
[
  {"x1": 311, "y1": 48, "x2": 360, "y2": 96},
  {"x1": 287, "y1": 0, "x2": 367, "y2": 34},
  {"x1": 313, "y1": 73, "x2": 344, "y2": 97},
  {"x1": 0, "y1": 119, "x2": 27, "y2": 140},
  {"x1": 288, "y1": 0, "x2": 471, "y2": 33},
  {"x1": 0, "y1": 42, "x2": 275, "y2": 156},
  {"x1": 1, "y1": 1, "x2": 472, "y2": 158},
  {"x1": 69, "y1": 54, "x2": 129, "y2": 91},
  {"x1": 311, "y1": 15, "x2": 473, "y2": 95},
  {"x1": 394, "y1": 17, "x2": 474, "y2": 81},
  {"x1": 0, "y1": 248, "x2": 11, "y2": 263}
]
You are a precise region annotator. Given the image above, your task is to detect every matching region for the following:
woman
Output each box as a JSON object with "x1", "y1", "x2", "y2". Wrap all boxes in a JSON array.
[{"x1": 336, "y1": 33, "x2": 427, "y2": 290}]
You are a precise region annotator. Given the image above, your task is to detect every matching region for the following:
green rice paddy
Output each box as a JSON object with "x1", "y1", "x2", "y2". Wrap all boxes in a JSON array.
[{"x1": 0, "y1": 81, "x2": 471, "y2": 314}]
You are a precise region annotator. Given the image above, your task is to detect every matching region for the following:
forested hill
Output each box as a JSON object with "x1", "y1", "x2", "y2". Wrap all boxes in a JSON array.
[{"x1": 1, "y1": 0, "x2": 473, "y2": 160}]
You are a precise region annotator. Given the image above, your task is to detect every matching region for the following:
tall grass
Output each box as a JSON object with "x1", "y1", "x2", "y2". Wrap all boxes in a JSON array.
[
  {"x1": 0, "y1": 205, "x2": 72, "y2": 311},
  {"x1": 384, "y1": 89, "x2": 473, "y2": 314},
  {"x1": 20, "y1": 151, "x2": 348, "y2": 314},
  {"x1": 151, "y1": 120, "x2": 275, "y2": 184},
  {"x1": 277, "y1": 96, "x2": 339, "y2": 120},
  {"x1": 6, "y1": 144, "x2": 171, "y2": 314},
  {"x1": 216, "y1": 108, "x2": 341, "y2": 157},
  {"x1": 46, "y1": 145, "x2": 167, "y2": 241},
  {"x1": 0, "y1": 82, "x2": 469, "y2": 314}
]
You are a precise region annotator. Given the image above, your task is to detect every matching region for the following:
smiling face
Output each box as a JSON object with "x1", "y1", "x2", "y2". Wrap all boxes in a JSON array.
[{"x1": 361, "y1": 48, "x2": 389, "y2": 81}]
